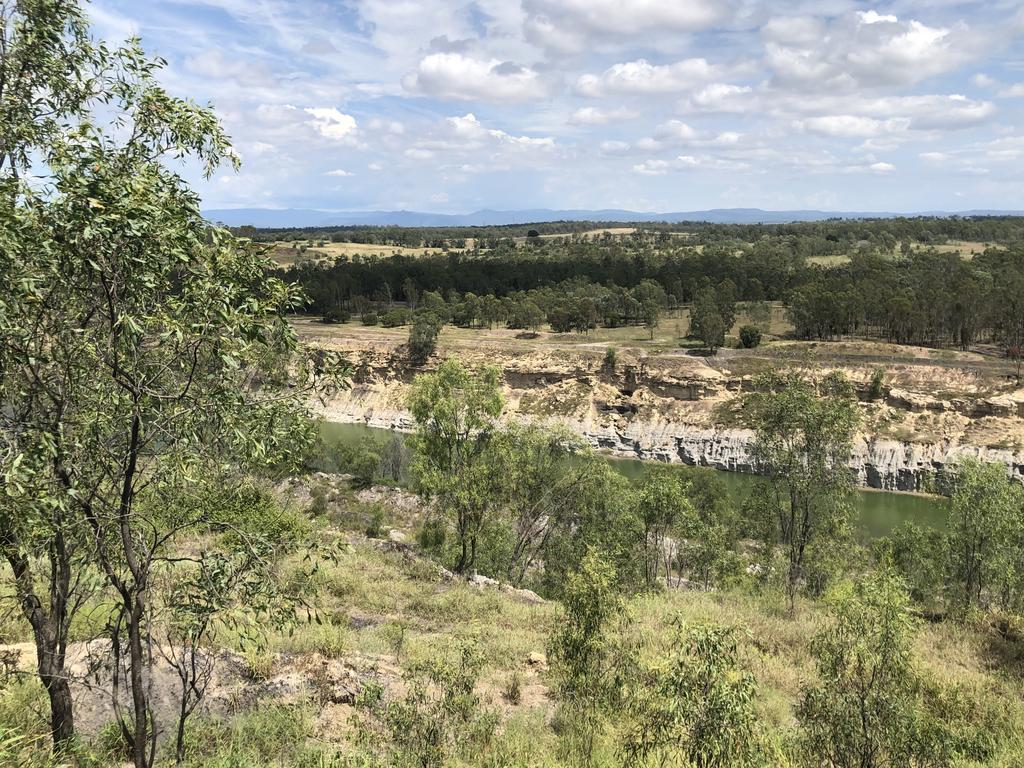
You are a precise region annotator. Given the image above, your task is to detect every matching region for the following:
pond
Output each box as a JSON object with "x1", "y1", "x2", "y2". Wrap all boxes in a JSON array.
[{"x1": 319, "y1": 421, "x2": 948, "y2": 539}]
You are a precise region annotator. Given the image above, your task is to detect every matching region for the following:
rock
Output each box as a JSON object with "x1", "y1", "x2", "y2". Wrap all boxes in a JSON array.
[
  {"x1": 387, "y1": 528, "x2": 408, "y2": 544},
  {"x1": 469, "y1": 573, "x2": 499, "y2": 589},
  {"x1": 499, "y1": 584, "x2": 546, "y2": 605},
  {"x1": 526, "y1": 652, "x2": 548, "y2": 671}
]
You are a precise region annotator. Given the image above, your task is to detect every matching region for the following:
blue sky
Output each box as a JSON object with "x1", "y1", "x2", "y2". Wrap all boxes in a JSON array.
[{"x1": 89, "y1": 0, "x2": 1024, "y2": 213}]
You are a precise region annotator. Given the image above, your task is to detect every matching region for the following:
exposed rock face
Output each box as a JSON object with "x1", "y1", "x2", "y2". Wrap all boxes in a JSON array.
[{"x1": 311, "y1": 344, "x2": 1024, "y2": 493}]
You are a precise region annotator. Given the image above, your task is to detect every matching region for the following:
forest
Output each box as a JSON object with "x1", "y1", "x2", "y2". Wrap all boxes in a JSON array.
[{"x1": 277, "y1": 223, "x2": 1024, "y2": 356}]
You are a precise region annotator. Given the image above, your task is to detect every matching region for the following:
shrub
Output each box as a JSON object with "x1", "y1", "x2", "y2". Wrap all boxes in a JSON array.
[
  {"x1": 503, "y1": 672, "x2": 523, "y2": 705},
  {"x1": 361, "y1": 311, "x2": 379, "y2": 326},
  {"x1": 408, "y1": 313, "x2": 443, "y2": 365},
  {"x1": 381, "y1": 308, "x2": 411, "y2": 328},
  {"x1": 354, "y1": 645, "x2": 498, "y2": 767},
  {"x1": 868, "y1": 367, "x2": 886, "y2": 401},
  {"x1": 602, "y1": 347, "x2": 617, "y2": 373},
  {"x1": 622, "y1": 623, "x2": 778, "y2": 766},
  {"x1": 321, "y1": 306, "x2": 350, "y2": 324},
  {"x1": 738, "y1": 324, "x2": 762, "y2": 349}
]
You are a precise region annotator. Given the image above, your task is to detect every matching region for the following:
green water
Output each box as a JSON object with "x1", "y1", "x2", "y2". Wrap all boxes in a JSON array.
[{"x1": 319, "y1": 421, "x2": 948, "y2": 539}]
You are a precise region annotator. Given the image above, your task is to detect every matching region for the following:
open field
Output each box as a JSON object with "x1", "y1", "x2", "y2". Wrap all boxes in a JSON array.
[{"x1": 267, "y1": 239, "x2": 458, "y2": 267}]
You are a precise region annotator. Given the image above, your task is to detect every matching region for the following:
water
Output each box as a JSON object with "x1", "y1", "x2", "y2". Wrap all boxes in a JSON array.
[{"x1": 319, "y1": 421, "x2": 948, "y2": 539}]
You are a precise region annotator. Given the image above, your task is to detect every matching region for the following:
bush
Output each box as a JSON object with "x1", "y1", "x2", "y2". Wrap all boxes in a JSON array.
[
  {"x1": 408, "y1": 312, "x2": 443, "y2": 365},
  {"x1": 738, "y1": 324, "x2": 762, "y2": 349},
  {"x1": 622, "y1": 623, "x2": 778, "y2": 766},
  {"x1": 602, "y1": 347, "x2": 617, "y2": 373},
  {"x1": 381, "y1": 308, "x2": 411, "y2": 328},
  {"x1": 361, "y1": 311, "x2": 379, "y2": 326},
  {"x1": 354, "y1": 645, "x2": 498, "y2": 767},
  {"x1": 868, "y1": 367, "x2": 886, "y2": 401},
  {"x1": 321, "y1": 306, "x2": 350, "y2": 324}
]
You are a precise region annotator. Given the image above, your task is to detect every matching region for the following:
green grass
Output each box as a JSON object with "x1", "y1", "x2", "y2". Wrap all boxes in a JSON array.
[{"x1": 5, "y1": 488, "x2": 1024, "y2": 765}]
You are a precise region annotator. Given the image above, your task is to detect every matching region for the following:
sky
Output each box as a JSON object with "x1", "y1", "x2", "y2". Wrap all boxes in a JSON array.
[{"x1": 88, "y1": 0, "x2": 1024, "y2": 214}]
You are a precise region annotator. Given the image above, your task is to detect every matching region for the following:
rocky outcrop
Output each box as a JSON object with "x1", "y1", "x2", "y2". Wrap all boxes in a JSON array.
[
  {"x1": 318, "y1": 389, "x2": 1024, "y2": 493},
  {"x1": 312, "y1": 348, "x2": 1024, "y2": 494}
]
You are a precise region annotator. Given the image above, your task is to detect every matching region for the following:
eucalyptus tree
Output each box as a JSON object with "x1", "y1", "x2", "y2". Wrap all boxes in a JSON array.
[
  {"x1": 408, "y1": 360, "x2": 504, "y2": 574},
  {"x1": 0, "y1": 1, "x2": 338, "y2": 762},
  {"x1": 747, "y1": 371, "x2": 860, "y2": 612}
]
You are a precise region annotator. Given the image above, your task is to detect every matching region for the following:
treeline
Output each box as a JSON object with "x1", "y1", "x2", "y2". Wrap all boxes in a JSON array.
[
  {"x1": 239, "y1": 219, "x2": 633, "y2": 247},
  {"x1": 242, "y1": 215, "x2": 1024, "y2": 250},
  {"x1": 288, "y1": 231, "x2": 1024, "y2": 353}
]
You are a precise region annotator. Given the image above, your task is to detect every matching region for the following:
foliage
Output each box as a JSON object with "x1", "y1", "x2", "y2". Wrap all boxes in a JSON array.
[
  {"x1": 747, "y1": 372, "x2": 860, "y2": 610},
  {"x1": 408, "y1": 360, "x2": 504, "y2": 573},
  {"x1": 622, "y1": 623, "x2": 777, "y2": 767},
  {"x1": 690, "y1": 287, "x2": 726, "y2": 353},
  {"x1": 549, "y1": 550, "x2": 635, "y2": 766},
  {"x1": 946, "y1": 459, "x2": 1024, "y2": 616},
  {"x1": 602, "y1": 347, "x2": 618, "y2": 374},
  {"x1": 0, "y1": 3, "x2": 341, "y2": 761},
  {"x1": 634, "y1": 467, "x2": 695, "y2": 588},
  {"x1": 407, "y1": 312, "x2": 443, "y2": 365},
  {"x1": 738, "y1": 324, "x2": 762, "y2": 349},
  {"x1": 797, "y1": 571, "x2": 978, "y2": 767},
  {"x1": 868, "y1": 367, "x2": 886, "y2": 401},
  {"x1": 322, "y1": 307, "x2": 351, "y2": 324},
  {"x1": 354, "y1": 645, "x2": 498, "y2": 768}
]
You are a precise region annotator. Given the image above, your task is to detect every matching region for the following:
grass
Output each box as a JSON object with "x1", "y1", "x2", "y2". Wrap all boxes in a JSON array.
[{"x1": 4, "y1": 459, "x2": 1024, "y2": 765}]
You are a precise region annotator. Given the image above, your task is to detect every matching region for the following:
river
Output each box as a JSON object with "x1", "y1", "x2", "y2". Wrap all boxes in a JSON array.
[{"x1": 319, "y1": 421, "x2": 949, "y2": 539}]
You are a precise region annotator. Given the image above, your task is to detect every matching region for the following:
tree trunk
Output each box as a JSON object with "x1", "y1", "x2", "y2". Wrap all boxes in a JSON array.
[
  {"x1": 42, "y1": 669, "x2": 75, "y2": 750},
  {"x1": 126, "y1": 592, "x2": 154, "y2": 768},
  {"x1": 4, "y1": 546, "x2": 76, "y2": 752}
]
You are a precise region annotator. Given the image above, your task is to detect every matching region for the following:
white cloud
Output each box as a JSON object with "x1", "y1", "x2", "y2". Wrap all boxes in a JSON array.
[
  {"x1": 599, "y1": 140, "x2": 631, "y2": 155},
  {"x1": 403, "y1": 53, "x2": 544, "y2": 102},
  {"x1": 325, "y1": 169, "x2": 354, "y2": 177},
  {"x1": 303, "y1": 107, "x2": 358, "y2": 142},
  {"x1": 443, "y1": 113, "x2": 555, "y2": 148},
  {"x1": 801, "y1": 115, "x2": 910, "y2": 138},
  {"x1": 868, "y1": 161, "x2": 895, "y2": 172},
  {"x1": 681, "y1": 83, "x2": 754, "y2": 113},
  {"x1": 577, "y1": 59, "x2": 717, "y2": 97},
  {"x1": 633, "y1": 159, "x2": 671, "y2": 176},
  {"x1": 858, "y1": 11, "x2": 898, "y2": 25},
  {"x1": 405, "y1": 148, "x2": 435, "y2": 160},
  {"x1": 568, "y1": 106, "x2": 638, "y2": 125},
  {"x1": 1000, "y1": 83, "x2": 1024, "y2": 98},
  {"x1": 765, "y1": 11, "x2": 981, "y2": 92},
  {"x1": 524, "y1": 0, "x2": 728, "y2": 54}
]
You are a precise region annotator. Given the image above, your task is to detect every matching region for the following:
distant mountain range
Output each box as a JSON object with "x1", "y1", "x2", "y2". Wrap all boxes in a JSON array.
[{"x1": 202, "y1": 207, "x2": 1024, "y2": 229}]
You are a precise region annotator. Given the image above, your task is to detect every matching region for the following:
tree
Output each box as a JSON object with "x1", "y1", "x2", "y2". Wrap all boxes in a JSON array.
[
  {"x1": 946, "y1": 459, "x2": 1022, "y2": 616},
  {"x1": 506, "y1": 298, "x2": 544, "y2": 331},
  {"x1": 623, "y1": 623, "x2": 774, "y2": 767},
  {"x1": 798, "y1": 571, "x2": 961, "y2": 768},
  {"x1": 408, "y1": 312, "x2": 443, "y2": 365},
  {"x1": 483, "y1": 425, "x2": 589, "y2": 586},
  {"x1": 642, "y1": 300, "x2": 660, "y2": 340},
  {"x1": 402, "y1": 276, "x2": 420, "y2": 309},
  {"x1": 738, "y1": 324, "x2": 762, "y2": 349},
  {"x1": 635, "y1": 467, "x2": 694, "y2": 588},
  {"x1": 408, "y1": 360, "x2": 504, "y2": 573},
  {"x1": 690, "y1": 287, "x2": 726, "y2": 353},
  {"x1": 0, "y1": 5, "x2": 333, "y2": 762},
  {"x1": 548, "y1": 550, "x2": 634, "y2": 765},
  {"x1": 747, "y1": 372, "x2": 859, "y2": 612},
  {"x1": 0, "y1": 0, "x2": 104, "y2": 750}
]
